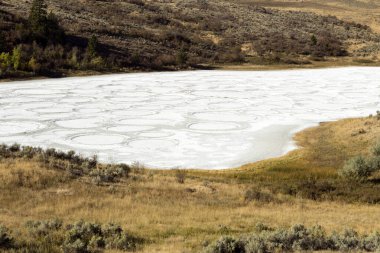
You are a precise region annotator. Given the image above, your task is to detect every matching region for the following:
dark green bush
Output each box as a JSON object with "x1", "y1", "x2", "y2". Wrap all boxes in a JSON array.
[{"x1": 0, "y1": 225, "x2": 13, "y2": 249}]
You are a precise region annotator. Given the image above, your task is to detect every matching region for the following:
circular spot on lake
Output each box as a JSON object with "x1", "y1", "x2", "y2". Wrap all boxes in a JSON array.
[
  {"x1": 129, "y1": 139, "x2": 177, "y2": 149},
  {"x1": 120, "y1": 119, "x2": 173, "y2": 126},
  {"x1": 72, "y1": 134, "x2": 125, "y2": 145},
  {"x1": 139, "y1": 131, "x2": 174, "y2": 138},
  {"x1": 107, "y1": 125, "x2": 155, "y2": 132},
  {"x1": 0, "y1": 121, "x2": 46, "y2": 136},
  {"x1": 56, "y1": 118, "x2": 103, "y2": 128},
  {"x1": 188, "y1": 122, "x2": 241, "y2": 131}
]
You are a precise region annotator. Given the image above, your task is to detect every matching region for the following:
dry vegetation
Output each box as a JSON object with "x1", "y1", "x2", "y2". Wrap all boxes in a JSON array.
[
  {"x1": 1, "y1": 0, "x2": 380, "y2": 79},
  {"x1": 2, "y1": 115, "x2": 380, "y2": 252},
  {"x1": 236, "y1": 0, "x2": 380, "y2": 33}
]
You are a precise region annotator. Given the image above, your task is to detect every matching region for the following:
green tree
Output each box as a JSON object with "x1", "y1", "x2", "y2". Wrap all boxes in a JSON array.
[
  {"x1": 87, "y1": 35, "x2": 98, "y2": 58},
  {"x1": 0, "y1": 53, "x2": 12, "y2": 75},
  {"x1": 0, "y1": 32, "x2": 5, "y2": 52},
  {"x1": 28, "y1": 57, "x2": 40, "y2": 73},
  {"x1": 28, "y1": 0, "x2": 48, "y2": 36},
  {"x1": 311, "y1": 34, "x2": 317, "y2": 46},
  {"x1": 176, "y1": 48, "x2": 188, "y2": 65},
  {"x1": 46, "y1": 11, "x2": 65, "y2": 43},
  {"x1": 12, "y1": 46, "x2": 22, "y2": 71}
]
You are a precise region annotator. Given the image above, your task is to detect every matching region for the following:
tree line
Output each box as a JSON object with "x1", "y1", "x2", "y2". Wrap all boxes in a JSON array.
[{"x1": 0, "y1": 0, "x2": 102, "y2": 78}]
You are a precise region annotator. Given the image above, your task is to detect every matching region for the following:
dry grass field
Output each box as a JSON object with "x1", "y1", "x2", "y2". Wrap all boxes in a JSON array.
[
  {"x1": 236, "y1": 0, "x2": 380, "y2": 33},
  {"x1": 2, "y1": 115, "x2": 380, "y2": 252}
]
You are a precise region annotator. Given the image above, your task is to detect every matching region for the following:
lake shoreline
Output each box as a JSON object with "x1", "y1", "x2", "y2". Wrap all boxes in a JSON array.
[{"x1": 1, "y1": 57, "x2": 380, "y2": 83}]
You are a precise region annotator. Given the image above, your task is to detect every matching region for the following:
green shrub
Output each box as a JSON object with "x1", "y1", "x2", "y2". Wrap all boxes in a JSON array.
[
  {"x1": 0, "y1": 225, "x2": 13, "y2": 249},
  {"x1": 372, "y1": 142, "x2": 380, "y2": 156},
  {"x1": 244, "y1": 188, "x2": 274, "y2": 203},
  {"x1": 26, "y1": 219, "x2": 63, "y2": 236},
  {"x1": 174, "y1": 169, "x2": 186, "y2": 184},
  {"x1": 90, "y1": 164, "x2": 130, "y2": 184},
  {"x1": 330, "y1": 228, "x2": 360, "y2": 251},
  {"x1": 244, "y1": 235, "x2": 267, "y2": 253},
  {"x1": 62, "y1": 220, "x2": 138, "y2": 253},
  {"x1": 339, "y1": 156, "x2": 373, "y2": 182},
  {"x1": 206, "y1": 236, "x2": 245, "y2": 253},
  {"x1": 362, "y1": 232, "x2": 380, "y2": 251}
]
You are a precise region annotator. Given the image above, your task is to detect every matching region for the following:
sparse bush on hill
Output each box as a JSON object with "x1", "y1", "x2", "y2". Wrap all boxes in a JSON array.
[
  {"x1": 175, "y1": 169, "x2": 187, "y2": 184},
  {"x1": 244, "y1": 187, "x2": 275, "y2": 203},
  {"x1": 90, "y1": 164, "x2": 130, "y2": 184}
]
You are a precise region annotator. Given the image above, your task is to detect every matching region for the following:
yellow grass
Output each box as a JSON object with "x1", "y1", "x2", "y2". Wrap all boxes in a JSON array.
[{"x1": 234, "y1": 0, "x2": 380, "y2": 33}]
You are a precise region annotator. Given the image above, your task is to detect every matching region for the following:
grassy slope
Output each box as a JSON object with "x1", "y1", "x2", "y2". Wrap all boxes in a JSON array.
[
  {"x1": 2, "y1": 116, "x2": 380, "y2": 252},
  {"x1": 235, "y1": 0, "x2": 380, "y2": 34}
]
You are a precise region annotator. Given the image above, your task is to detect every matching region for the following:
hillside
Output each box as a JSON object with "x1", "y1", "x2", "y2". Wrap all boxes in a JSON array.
[
  {"x1": 1, "y1": 0, "x2": 380, "y2": 78},
  {"x1": 237, "y1": 0, "x2": 380, "y2": 33}
]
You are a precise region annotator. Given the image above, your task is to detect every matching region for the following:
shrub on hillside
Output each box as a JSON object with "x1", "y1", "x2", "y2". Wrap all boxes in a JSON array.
[
  {"x1": 244, "y1": 188, "x2": 275, "y2": 203},
  {"x1": 0, "y1": 144, "x2": 130, "y2": 184},
  {"x1": 62, "y1": 220, "x2": 139, "y2": 252},
  {"x1": 339, "y1": 156, "x2": 373, "y2": 182},
  {"x1": 26, "y1": 219, "x2": 63, "y2": 236},
  {"x1": 0, "y1": 225, "x2": 13, "y2": 249},
  {"x1": 206, "y1": 236, "x2": 245, "y2": 253},
  {"x1": 90, "y1": 164, "x2": 130, "y2": 184},
  {"x1": 205, "y1": 225, "x2": 380, "y2": 253},
  {"x1": 175, "y1": 169, "x2": 186, "y2": 184}
]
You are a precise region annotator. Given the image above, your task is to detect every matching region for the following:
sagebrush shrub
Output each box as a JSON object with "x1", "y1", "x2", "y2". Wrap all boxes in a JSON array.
[
  {"x1": 330, "y1": 228, "x2": 360, "y2": 251},
  {"x1": 244, "y1": 188, "x2": 274, "y2": 203},
  {"x1": 339, "y1": 156, "x2": 373, "y2": 182},
  {"x1": 62, "y1": 220, "x2": 138, "y2": 253},
  {"x1": 205, "y1": 224, "x2": 380, "y2": 253},
  {"x1": 206, "y1": 236, "x2": 245, "y2": 253},
  {"x1": 26, "y1": 219, "x2": 63, "y2": 236},
  {"x1": 372, "y1": 142, "x2": 380, "y2": 156},
  {"x1": 0, "y1": 225, "x2": 13, "y2": 249},
  {"x1": 362, "y1": 232, "x2": 380, "y2": 251}
]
